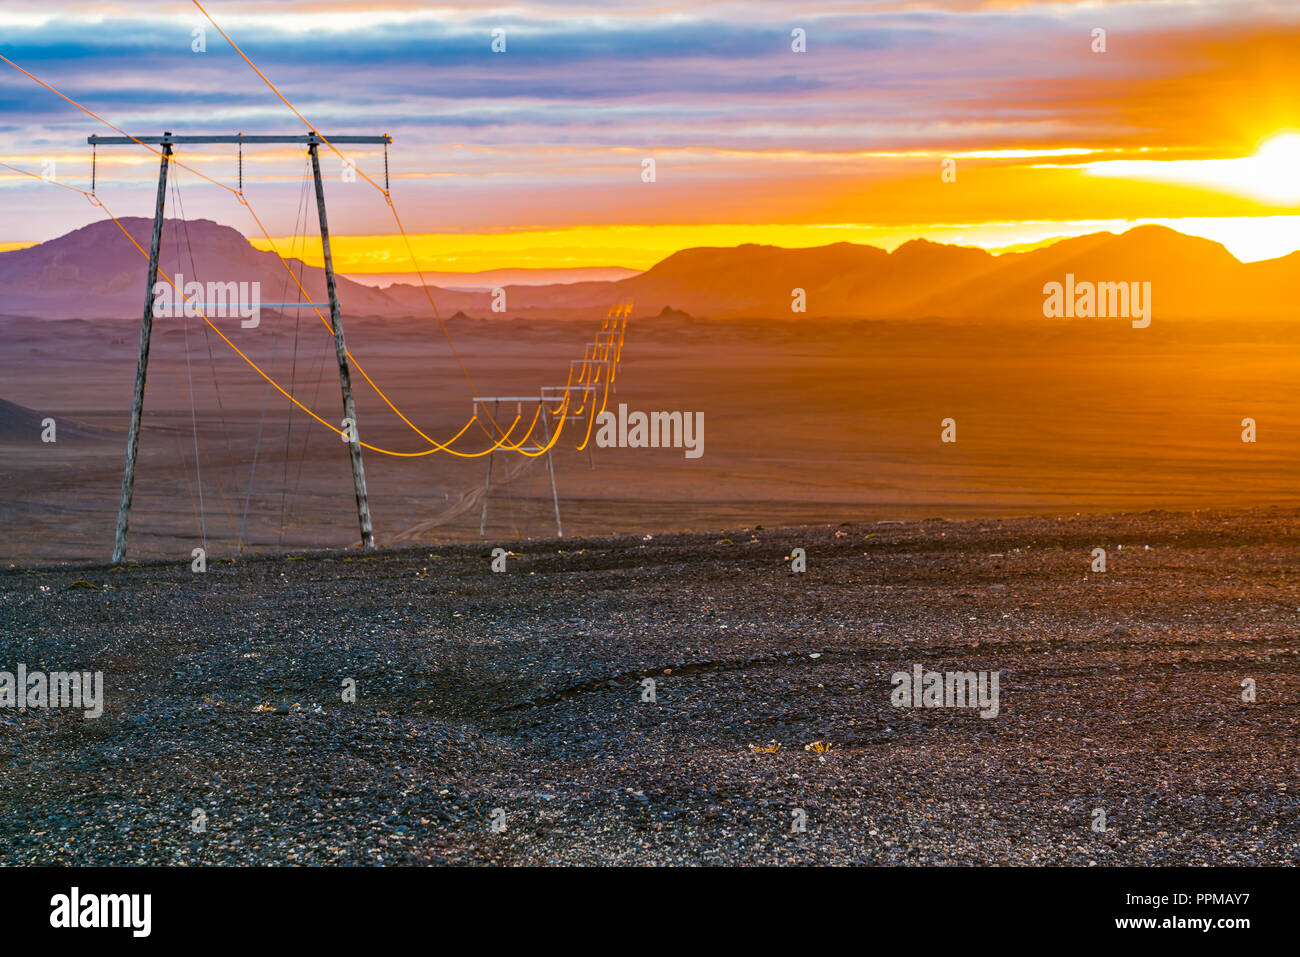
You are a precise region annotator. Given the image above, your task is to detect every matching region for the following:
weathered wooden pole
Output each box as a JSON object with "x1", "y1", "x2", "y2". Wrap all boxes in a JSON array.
[
  {"x1": 479, "y1": 400, "x2": 498, "y2": 537},
  {"x1": 541, "y1": 407, "x2": 562, "y2": 537},
  {"x1": 308, "y1": 133, "x2": 375, "y2": 549},
  {"x1": 111, "y1": 134, "x2": 172, "y2": 564}
]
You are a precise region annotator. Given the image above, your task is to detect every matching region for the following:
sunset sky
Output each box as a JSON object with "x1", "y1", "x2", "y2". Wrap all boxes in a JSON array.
[{"x1": 2, "y1": 0, "x2": 1299, "y2": 275}]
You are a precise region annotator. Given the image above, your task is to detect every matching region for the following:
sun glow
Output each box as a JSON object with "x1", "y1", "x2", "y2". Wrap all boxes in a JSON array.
[{"x1": 1084, "y1": 133, "x2": 1300, "y2": 206}]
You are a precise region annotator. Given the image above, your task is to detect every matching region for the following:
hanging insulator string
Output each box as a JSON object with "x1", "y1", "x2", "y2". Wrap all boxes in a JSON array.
[
  {"x1": 91, "y1": 143, "x2": 96, "y2": 192},
  {"x1": 384, "y1": 140, "x2": 389, "y2": 193},
  {"x1": 238, "y1": 136, "x2": 243, "y2": 191}
]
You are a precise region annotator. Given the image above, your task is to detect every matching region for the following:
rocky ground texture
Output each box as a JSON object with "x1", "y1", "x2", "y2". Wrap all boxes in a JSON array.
[{"x1": 0, "y1": 508, "x2": 1297, "y2": 865}]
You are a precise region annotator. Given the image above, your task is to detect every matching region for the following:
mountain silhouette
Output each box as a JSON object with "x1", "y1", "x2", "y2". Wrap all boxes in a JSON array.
[
  {"x1": 0, "y1": 217, "x2": 482, "y2": 321},
  {"x1": 2, "y1": 218, "x2": 1296, "y2": 321}
]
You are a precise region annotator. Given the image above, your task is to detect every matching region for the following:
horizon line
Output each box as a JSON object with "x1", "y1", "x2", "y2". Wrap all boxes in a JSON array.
[{"x1": 5, "y1": 216, "x2": 1299, "y2": 275}]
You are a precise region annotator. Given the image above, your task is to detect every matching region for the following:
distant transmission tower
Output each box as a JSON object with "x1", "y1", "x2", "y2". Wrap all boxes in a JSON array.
[{"x1": 476, "y1": 304, "x2": 629, "y2": 538}]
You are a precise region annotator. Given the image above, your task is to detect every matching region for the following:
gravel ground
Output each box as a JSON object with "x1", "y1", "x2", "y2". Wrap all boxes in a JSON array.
[{"x1": 0, "y1": 508, "x2": 1297, "y2": 865}]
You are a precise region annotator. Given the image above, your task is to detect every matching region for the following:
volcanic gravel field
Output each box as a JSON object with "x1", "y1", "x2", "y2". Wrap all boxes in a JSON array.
[{"x1": 1, "y1": 508, "x2": 1297, "y2": 865}]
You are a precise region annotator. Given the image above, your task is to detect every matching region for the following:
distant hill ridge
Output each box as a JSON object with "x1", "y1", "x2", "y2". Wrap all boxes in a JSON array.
[
  {"x1": 1, "y1": 218, "x2": 1295, "y2": 321},
  {"x1": 0, "y1": 397, "x2": 111, "y2": 442}
]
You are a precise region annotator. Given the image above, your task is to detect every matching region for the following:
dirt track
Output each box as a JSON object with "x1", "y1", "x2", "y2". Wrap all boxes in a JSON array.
[{"x1": 0, "y1": 509, "x2": 1297, "y2": 865}]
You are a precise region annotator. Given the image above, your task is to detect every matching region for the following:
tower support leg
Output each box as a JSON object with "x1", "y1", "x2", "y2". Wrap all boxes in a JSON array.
[
  {"x1": 112, "y1": 140, "x2": 172, "y2": 564},
  {"x1": 309, "y1": 137, "x2": 374, "y2": 549},
  {"x1": 542, "y1": 408, "x2": 562, "y2": 538},
  {"x1": 479, "y1": 399, "x2": 499, "y2": 537}
]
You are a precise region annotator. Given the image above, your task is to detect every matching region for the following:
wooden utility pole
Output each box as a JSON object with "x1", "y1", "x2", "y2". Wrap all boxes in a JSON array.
[
  {"x1": 91, "y1": 131, "x2": 390, "y2": 560},
  {"x1": 111, "y1": 134, "x2": 172, "y2": 565},
  {"x1": 540, "y1": 405, "x2": 562, "y2": 537},
  {"x1": 307, "y1": 132, "x2": 374, "y2": 549}
]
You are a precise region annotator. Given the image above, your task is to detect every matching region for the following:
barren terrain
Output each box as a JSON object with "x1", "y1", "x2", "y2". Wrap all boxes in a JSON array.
[{"x1": 0, "y1": 510, "x2": 1296, "y2": 865}]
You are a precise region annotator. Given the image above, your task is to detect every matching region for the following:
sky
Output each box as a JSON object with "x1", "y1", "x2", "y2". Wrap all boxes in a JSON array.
[{"x1": 2, "y1": 0, "x2": 1300, "y2": 275}]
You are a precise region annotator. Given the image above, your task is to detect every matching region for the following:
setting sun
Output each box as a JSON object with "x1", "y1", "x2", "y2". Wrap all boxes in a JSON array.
[{"x1": 1085, "y1": 132, "x2": 1300, "y2": 206}]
